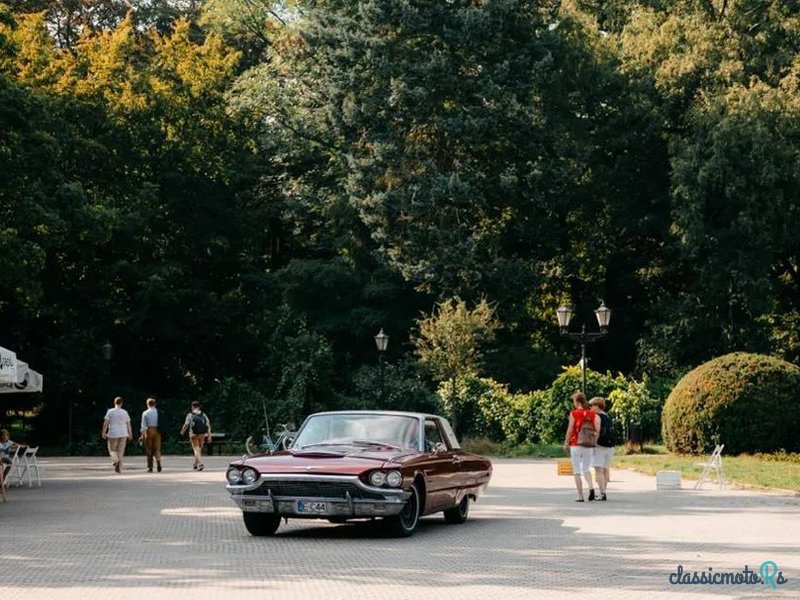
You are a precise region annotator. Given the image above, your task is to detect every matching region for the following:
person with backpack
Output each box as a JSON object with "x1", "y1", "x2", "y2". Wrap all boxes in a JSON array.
[
  {"x1": 180, "y1": 401, "x2": 211, "y2": 471},
  {"x1": 562, "y1": 391, "x2": 600, "y2": 502},
  {"x1": 589, "y1": 396, "x2": 614, "y2": 501}
]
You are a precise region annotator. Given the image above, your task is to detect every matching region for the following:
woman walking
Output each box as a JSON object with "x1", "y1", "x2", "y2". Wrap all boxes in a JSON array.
[{"x1": 563, "y1": 391, "x2": 600, "y2": 502}]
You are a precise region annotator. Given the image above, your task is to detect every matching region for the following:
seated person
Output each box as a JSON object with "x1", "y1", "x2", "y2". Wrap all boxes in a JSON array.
[{"x1": 0, "y1": 428, "x2": 20, "y2": 477}]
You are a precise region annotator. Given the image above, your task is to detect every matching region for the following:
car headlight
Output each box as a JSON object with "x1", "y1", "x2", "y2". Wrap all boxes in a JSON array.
[
  {"x1": 241, "y1": 468, "x2": 259, "y2": 485},
  {"x1": 226, "y1": 467, "x2": 242, "y2": 484},
  {"x1": 385, "y1": 470, "x2": 402, "y2": 488},
  {"x1": 369, "y1": 470, "x2": 386, "y2": 487}
]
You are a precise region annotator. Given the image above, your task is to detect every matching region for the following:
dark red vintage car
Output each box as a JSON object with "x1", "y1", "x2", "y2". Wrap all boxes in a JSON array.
[{"x1": 226, "y1": 410, "x2": 492, "y2": 537}]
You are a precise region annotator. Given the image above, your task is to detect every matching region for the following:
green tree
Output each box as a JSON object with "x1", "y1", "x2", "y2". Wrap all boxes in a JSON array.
[
  {"x1": 618, "y1": 0, "x2": 800, "y2": 372},
  {"x1": 413, "y1": 297, "x2": 498, "y2": 432}
]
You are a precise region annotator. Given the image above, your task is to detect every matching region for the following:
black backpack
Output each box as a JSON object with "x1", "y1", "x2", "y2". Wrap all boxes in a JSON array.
[
  {"x1": 191, "y1": 412, "x2": 208, "y2": 434},
  {"x1": 598, "y1": 413, "x2": 613, "y2": 447}
]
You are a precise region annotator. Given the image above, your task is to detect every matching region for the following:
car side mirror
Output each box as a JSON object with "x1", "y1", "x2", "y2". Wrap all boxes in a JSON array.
[
  {"x1": 283, "y1": 435, "x2": 295, "y2": 450},
  {"x1": 433, "y1": 442, "x2": 447, "y2": 454}
]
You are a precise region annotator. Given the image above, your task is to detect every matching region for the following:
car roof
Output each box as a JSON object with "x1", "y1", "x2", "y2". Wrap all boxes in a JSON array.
[{"x1": 308, "y1": 410, "x2": 440, "y2": 420}]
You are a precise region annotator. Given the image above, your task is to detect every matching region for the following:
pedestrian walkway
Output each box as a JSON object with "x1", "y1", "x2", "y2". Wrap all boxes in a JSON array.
[{"x1": 0, "y1": 457, "x2": 797, "y2": 600}]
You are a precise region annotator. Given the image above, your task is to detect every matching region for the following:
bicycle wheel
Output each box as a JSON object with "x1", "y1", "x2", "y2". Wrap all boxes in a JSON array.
[{"x1": 245, "y1": 436, "x2": 258, "y2": 455}]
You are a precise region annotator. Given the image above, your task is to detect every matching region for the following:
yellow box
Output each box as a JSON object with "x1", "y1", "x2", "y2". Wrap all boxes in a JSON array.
[{"x1": 557, "y1": 459, "x2": 573, "y2": 476}]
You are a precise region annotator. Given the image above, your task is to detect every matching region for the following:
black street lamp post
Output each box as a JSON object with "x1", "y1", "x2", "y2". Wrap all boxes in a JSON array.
[
  {"x1": 556, "y1": 304, "x2": 611, "y2": 395},
  {"x1": 374, "y1": 329, "x2": 389, "y2": 401}
]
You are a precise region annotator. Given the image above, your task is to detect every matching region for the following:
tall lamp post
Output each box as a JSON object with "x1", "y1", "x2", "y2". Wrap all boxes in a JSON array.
[
  {"x1": 102, "y1": 339, "x2": 113, "y2": 412},
  {"x1": 556, "y1": 303, "x2": 611, "y2": 395},
  {"x1": 374, "y1": 329, "x2": 389, "y2": 400}
]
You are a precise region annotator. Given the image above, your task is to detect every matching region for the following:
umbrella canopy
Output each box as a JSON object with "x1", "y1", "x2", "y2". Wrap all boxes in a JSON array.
[
  {"x1": 0, "y1": 346, "x2": 18, "y2": 383},
  {"x1": 0, "y1": 348, "x2": 44, "y2": 393},
  {"x1": 0, "y1": 360, "x2": 44, "y2": 393}
]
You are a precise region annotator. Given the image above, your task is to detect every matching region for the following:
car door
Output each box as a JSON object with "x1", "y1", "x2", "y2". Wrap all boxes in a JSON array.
[
  {"x1": 438, "y1": 417, "x2": 485, "y2": 494},
  {"x1": 421, "y1": 418, "x2": 460, "y2": 511}
]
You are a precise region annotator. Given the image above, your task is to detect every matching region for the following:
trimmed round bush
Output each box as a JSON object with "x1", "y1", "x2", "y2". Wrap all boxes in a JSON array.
[{"x1": 662, "y1": 352, "x2": 800, "y2": 454}]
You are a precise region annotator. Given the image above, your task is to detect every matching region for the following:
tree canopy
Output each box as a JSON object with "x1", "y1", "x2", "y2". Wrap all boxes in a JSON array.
[{"x1": 1, "y1": 0, "x2": 798, "y2": 445}]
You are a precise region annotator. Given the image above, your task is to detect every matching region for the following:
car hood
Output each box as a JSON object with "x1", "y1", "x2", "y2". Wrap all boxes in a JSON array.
[{"x1": 236, "y1": 448, "x2": 419, "y2": 475}]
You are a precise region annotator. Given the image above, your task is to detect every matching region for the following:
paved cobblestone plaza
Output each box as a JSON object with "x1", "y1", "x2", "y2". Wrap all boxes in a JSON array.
[{"x1": 1, "y1": 457, "x2": 798, "y2": 600}]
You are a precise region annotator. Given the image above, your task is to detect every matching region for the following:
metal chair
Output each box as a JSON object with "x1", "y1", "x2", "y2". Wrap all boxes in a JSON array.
[
  {"x1": 4, "y1": 445, "x2": 27, "y2": 487},
  {"x1": 21, "y1": 446, "x2": 41, "y2": 487},
  {"x1": 694, "y1": 444, "x2": 725, "y2": 490},
  {"x1": 0, "y1": 459, "x2": 7, "y2": 501}
]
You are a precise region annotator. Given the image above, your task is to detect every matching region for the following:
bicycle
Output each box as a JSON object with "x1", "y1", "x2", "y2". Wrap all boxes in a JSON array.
[{"x1": 245, "y1": 402, "x2": 296, "y2": 455}]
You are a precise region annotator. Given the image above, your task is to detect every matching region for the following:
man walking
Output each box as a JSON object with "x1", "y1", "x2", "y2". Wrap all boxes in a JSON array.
[
  {"x1": 101, "y1": 396, "x2": 132, "y2": 473},
  {"x1": 180, "y1": 401, "x2": 211, "y2": 471},
  {"x1": 140, "y1": 397, "x2": 163, "y2": 473}
]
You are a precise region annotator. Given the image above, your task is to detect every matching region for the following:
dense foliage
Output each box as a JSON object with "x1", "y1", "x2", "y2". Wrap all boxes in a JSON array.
[
  {"x1": 438, "y1": 366, "x2": 651, "y2": 446},
  {"x1": 662, "y1": 353, "x2": 800, "y2": 454},
  {"x1": 0, "y1": 0, "x2": 799, "y2": 446}
]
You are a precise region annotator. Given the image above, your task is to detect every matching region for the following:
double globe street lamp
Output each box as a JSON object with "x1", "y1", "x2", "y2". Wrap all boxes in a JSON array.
[
  {"x1": 374, "y1": 329, "x2": 389, "y2": 400},
  {"x1": 556, "y1": 303, "x2": 611, "y2": 395}
]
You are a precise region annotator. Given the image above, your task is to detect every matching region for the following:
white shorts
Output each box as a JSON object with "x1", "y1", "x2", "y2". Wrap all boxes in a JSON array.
[
  {"x1": 593, "y1": 446, "x2": 614, "y2": 469},
  {"x1": 570, "y1": 445, "x2": 593, "y2": 475}
]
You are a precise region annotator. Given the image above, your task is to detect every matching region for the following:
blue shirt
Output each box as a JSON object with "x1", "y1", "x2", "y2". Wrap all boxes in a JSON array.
[{"x1": 141, "y1": 407, "x2": 159, "y2": 433}]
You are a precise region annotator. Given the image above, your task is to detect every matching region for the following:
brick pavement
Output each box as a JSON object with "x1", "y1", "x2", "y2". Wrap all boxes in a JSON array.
[{"x1": 1, "y1": 456, "x2": 798, "y2": 600}]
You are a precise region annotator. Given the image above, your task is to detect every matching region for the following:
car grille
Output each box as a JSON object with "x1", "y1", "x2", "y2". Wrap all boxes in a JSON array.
[{"x1": 243, "y1": 479, "x2": 386, "y2": 500}]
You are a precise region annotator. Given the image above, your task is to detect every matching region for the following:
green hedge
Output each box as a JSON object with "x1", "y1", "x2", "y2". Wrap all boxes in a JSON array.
[
  {"x1": 436, "y1": 367, "x2": 660, "y2": 445},
  {"x1": 662, "y1": 352, "x2": 800, "y2": 454}
]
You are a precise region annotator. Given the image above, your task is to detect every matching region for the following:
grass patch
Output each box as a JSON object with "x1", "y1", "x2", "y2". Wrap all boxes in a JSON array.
[
  {"x1": 461, "y1": 439, "x2": 800, "y2": 492},
  {"x1": 614, "y1": 452, "x2": 800, "y2": 493}
]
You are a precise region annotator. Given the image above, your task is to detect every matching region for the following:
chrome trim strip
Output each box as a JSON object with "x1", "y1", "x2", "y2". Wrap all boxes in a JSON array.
[
  {"x1": 229, "y1": 493, "x2": 410, "y2": 517},
  {"x1": 226, "y1": 472, "x2": 407, "y2": 496}
]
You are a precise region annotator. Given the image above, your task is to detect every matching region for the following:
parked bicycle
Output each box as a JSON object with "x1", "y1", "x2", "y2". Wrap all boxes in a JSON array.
[{"x1": 245, "y1": 402, "x2": 296, "y2": 455}]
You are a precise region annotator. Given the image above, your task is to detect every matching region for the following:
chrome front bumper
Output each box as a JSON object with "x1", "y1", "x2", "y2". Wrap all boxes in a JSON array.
[{"x1": 227, "y1": 474, "x2": 411, "y2": 518}]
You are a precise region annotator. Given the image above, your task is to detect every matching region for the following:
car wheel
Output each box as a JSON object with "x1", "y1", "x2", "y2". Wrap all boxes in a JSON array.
[
  {"x1": 443, "y1": 495, "x2": 470, "y2": 524},
  {"x1": 385, "y1": 483, "x2": 420, "y2": 537},
  {"x1": 243, "y1": 512, "x2": 281, "y2": 536}
]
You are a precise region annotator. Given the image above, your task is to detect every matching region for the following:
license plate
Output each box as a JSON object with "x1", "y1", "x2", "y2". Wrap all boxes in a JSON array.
[{"x1": 296, "y1": 500, "x2": 326, "y2": 513}]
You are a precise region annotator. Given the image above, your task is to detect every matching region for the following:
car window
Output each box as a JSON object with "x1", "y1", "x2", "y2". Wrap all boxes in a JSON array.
[
  {"x1": 424, "y1": 419, "x2": 446, "y2": 452},
  {"x1": 293, "y1": 414, "x2": 419, "y2": 449},
  {"x1": 438, "y1": 417, "x2": 461, "y2": 450}
]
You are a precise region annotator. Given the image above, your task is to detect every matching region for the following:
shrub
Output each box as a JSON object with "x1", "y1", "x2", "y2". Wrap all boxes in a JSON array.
[
  {"x1": 500, "y1": 391, "x2": 538, "y2": 444},
  {"x1": 437, "y1": 376, "x2": 515, "y2": 441},
  {"x1": 607, "y1": 376, "x2": 665, "y2": 444},
  {"x1": 535, "y1": 366, "x2": 625, "y2": 443},
  {"x1": 662, "y1": 352, "x2": 800, "y2": 454}
]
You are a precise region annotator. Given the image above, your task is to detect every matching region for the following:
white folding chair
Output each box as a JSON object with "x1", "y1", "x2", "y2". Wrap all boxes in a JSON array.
[
  {"x1": 0, "y1": 459, "x2": 7, "y2": 501},
  {"x1": 695, "y1": 444, "x2": 725, "y2": 490},
  {"x1": 21, "y1": 446, "x2": 41, "y2": 488},
  {"x1": 4, "y1": 445, "x2": 25, "y2": 487}
]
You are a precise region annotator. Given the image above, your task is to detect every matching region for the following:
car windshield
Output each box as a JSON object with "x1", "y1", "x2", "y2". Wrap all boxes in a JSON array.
[{"x1": 293, "y1": 414, "x2": 420, "y2": 451}]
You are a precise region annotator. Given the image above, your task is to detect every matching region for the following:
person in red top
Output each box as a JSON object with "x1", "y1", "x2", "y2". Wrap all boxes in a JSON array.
[{"x1": 562, "y1": 391, "x2": 600, "y2": 502}]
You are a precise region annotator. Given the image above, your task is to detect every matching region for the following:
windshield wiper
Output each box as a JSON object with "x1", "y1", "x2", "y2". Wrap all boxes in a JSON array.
[{"x1": 351, "y1": 440, "x2": 403, "y2": 450}]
